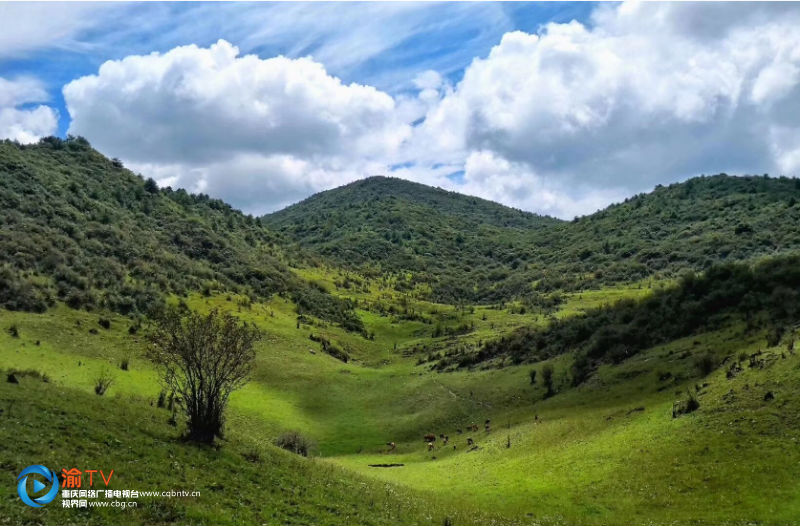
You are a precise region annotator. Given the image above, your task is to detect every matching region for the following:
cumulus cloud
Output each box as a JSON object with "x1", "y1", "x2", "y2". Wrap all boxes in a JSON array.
[
  {"x1": 65, "y1": 40, "x2": 409, "y2": 213},
  {"x1": 414, "y1": 2, "x2": 800, "y2": 208},
  {"x1": 60, "y1": 3, "x2": 800, "y2": 218},
  {"x1": 0, "y1": 77, "x2": 58, "y2": 143}
]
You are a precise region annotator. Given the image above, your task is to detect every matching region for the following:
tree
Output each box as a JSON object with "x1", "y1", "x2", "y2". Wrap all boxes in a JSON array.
[
  {"x1": 147, "y1": 307, "x2": 261, "y2": 443},
  {"x1": 541, "y1": 364, "x2": 555, "y2": 397},
  {"x1": 144, "y1": 177, "x2": 159, "y2": 194}
]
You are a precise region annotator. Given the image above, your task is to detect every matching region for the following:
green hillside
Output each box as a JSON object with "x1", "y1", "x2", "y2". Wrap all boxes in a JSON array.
[
  {"x1": 2, "y1": 140, "x2": 800, "y2": 525},
  {"x1": 265, "y1": 174, "x2": 800, "y2": 303},
  {"x1": 2, "y1": 281, "x2": 797, "y2": 525},
  {"x1": 263, "y1": 176, "x2": 560, "y2": 303},
  {"x1": 0, "y1": 137, "x2": 362, "y2": 332}
]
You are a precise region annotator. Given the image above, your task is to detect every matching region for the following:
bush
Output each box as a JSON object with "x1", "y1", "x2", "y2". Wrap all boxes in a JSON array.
[
  {"x1": 7, "y1": 324, "x2": 19, "y2": 338},
  {"x1": 98, "y1": 318, "x2": 111, "y2": 330},
  {"x1": 694, "y1": 353, "x2": 716, "y2": 376},
  {"x1": 570, "y1": 353, "x2": 592, "y2": 386},
  {"x1": 120, "y1": 358, "x2": 129, "y2": 371},
  {"x1": 94, "y1": 369, "x2": 114, "y2": 395},
  {"x1": 541, "y1": 364, "x2": 555, "y2": 397},
  {"x1": 528, "y1": 369, "x2": 537, "y2": 385},
  {"x1": 672, "y1": 390, "x2": 700, "y2": 417},
  {"x1": 275, "y1": 431, "x2": 315, "y2": 457}
]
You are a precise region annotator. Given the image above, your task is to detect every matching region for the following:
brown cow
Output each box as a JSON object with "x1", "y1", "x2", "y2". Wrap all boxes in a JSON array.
[
  {"x1": 427, "y1": 441, "x2": 435, "y2": 451},
  {"x1": 423, "y1": 433, "x2": 436, "y2": 443}
]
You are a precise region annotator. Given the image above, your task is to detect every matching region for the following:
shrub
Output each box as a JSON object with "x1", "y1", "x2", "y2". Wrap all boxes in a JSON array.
[
  {"x1": 672, "y1": 390, "x2": 700, "y2": 417},
  {"x1": 766, "y1": 325, "x2": 784, "y2": 347},
  {"x1": 528, "y1": 369, "x2": 537, "y2": 385},
  {"x1": 694, "y1": 353, "x2": 716, "y2": 376},
  {"x1": 541, "y1": 364, "x2": 555, "y2": 397},
  {"x1": 7, "y1": 324, "x2": 19, "y2": 338},
  {"x1": 94, "y1": 369, "x2": 114, "y2": 395},
  {"x1": 275, "y1": 431, "x2": 315, "y2": 457},
  {"x1": 98, "y1": 318, "x2": 111, "y2": 330},
  {"x1": 570, "y1": 353, "x2": 592, "y2": 386},
  {"x1": 120, "y1": 358, "x2": 129, "y2": 371}
]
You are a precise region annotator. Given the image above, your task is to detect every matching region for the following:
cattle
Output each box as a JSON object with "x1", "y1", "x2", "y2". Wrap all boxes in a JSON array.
[
  {"x1": 442, "y1": 435, "x2": 449, "y2": 445},
  {"x1": 386, "y1": 442, "x2": 396, "y2": 452},
  {"x1": 427, "y1": 441, "x2": 435, "y2": 452},
  {"x1": 423, "y1": 433, "x2": 436, "y2": 443},
  {"x1": 467, "y1": 437, "x2": 474, "y2": 446}
]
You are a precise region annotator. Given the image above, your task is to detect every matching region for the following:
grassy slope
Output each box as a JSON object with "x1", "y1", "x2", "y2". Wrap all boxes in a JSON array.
[
  {"x1": 2, "y1": 280, "x2": 798, "y2": 524},
  {"x1": 0, "y1": 378, "x2": 492, "y2": 526}
]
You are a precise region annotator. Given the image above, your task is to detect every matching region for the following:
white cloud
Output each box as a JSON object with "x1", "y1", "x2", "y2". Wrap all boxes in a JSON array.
[
  {"x1": 58, "y1": 3, "x2": 800, "y2": 219},
  {"x1": 64, "y1": 40, "x2": 409, "y2": 213},
  {"x1": 0, "y1": 77, "x2": 58, "y2": 144},
  {"x1": 0, "y1": 3, "x2": 111, "y2": 58},
  {"x1": 413, "y1": 2, "x2": 800, "y2": 212}
]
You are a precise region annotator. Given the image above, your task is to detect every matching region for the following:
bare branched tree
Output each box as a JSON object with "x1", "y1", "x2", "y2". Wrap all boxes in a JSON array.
[{"x1": 147, "y1": 307, "x2": 261, "y2": 443}]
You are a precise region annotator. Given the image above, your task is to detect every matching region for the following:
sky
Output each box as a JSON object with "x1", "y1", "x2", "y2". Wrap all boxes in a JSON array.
[{"x1": 1, "y1": 1, "x2": 800, "y2": 219}]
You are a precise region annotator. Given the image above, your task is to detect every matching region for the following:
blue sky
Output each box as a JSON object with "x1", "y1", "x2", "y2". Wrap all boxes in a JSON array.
[
  {"x1": 1, "y1": 2, "x2": 799, "y2": 218},
  {"x1": 2, "y1": 2, "x2": 595, "y2": 136}
]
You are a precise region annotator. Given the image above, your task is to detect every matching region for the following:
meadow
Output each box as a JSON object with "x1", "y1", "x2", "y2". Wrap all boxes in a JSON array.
[{"x1": 2, "y1": 269, "x2": 797, "y2": 525}]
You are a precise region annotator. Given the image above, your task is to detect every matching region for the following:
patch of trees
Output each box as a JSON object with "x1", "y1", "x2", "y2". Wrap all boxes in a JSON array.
[
  {"x1": 265, "y1": 173, "x2": 800, "y2": 305},
  {"x1": 309, "y1": 333, "x2": 349, "y2": 363},
  {"x1": 451, "y1": 255, "x2": 800, "y2": 377},
  {"x1": 0, "y1": 138, "x2": 363, "y2": 333}
]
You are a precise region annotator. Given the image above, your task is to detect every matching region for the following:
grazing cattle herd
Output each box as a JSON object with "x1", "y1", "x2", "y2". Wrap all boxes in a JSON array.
[{"x1": 384, "y1": 415, "x2": 545, "y2": 454}]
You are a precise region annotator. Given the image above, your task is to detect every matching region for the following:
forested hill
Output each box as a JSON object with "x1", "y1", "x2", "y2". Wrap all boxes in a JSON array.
[
  {"x1": 0, "y1": 137, "x2": 362, "y2": 332},
  {"x1": 263, "y1": 176, "x2": 560, "y2": 302},
  {"x1": 3, "y1": 136, "x2": 798, "y2": 316},
  {"x1": 265, "y1": 174, "x2": 800, "y2": 303}
]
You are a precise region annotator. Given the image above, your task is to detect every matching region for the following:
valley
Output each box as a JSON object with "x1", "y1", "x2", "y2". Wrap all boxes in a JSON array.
[{"x1": 1, "y1": 138, "x2": 799, "y2": 525}]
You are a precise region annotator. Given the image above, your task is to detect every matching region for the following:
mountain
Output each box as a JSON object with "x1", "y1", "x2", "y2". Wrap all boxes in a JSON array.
[
  {"x1": 0, "y1": 137, "x2": 362, "y2": 332},
  {"x1": 4, "y1": 136, "x2": 799, "y2": 323},
  {"x1": 265, "y1": 174, "x2": 800, "y2": 303},
  {"x1": 263, "y1": 176, "x2": 560, "y2": 303}
]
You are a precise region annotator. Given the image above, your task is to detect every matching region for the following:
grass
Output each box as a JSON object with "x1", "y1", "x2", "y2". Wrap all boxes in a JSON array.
[
  {"x1": 0, "y1": 376, "x2": 495, "y2": 525},
  {"x1": 1, "y1": 280, "x2": 799, "y2": 525}
]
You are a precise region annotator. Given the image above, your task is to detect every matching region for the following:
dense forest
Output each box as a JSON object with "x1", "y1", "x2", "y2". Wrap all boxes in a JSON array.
[
  {"x1": 449, "y1": 255, "x2": 800, "y2": 375},
  {"x1": 0, "y1": 138, "x2": 363, "y2": 332},
  {"x1": 266, "y1": 175, "x2": 800, "y2": 303}
]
